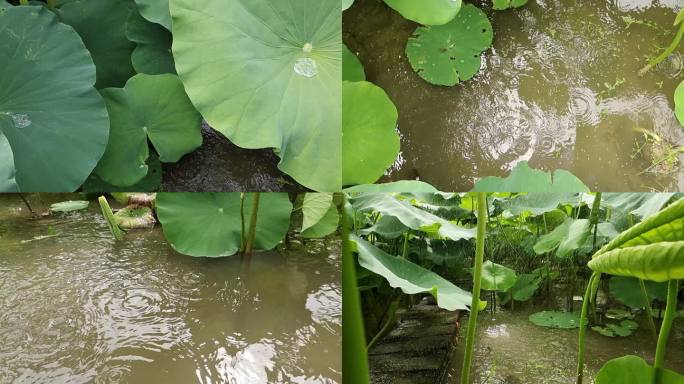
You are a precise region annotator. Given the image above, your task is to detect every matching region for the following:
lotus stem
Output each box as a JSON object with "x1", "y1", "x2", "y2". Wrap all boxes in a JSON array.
[
  {"x1": 654, "y1": 279, "x2": 680, "y2": 383},
  {"x1": 19, "y1": 0, "x2": 28, "y2": 4},
  {"x1": 240, "y1": 193, "x2": 246, "y2": 252},
  {"x1": 638, "y1": 279, "x2": 658, "y2": 341},
  {"x1": 18, "y1": 193, "x2": 36, "y2": 217},
  {"x1": 576, "y1": 271, "x2": 598, "y2": 384},
  {"x1": 590, "y1": 193, "x2": 602, "y2": 248},
  {"x1": 244, "y1": 192, "x2": 260, "y2": 255},
  {"x1": 98, "y1": 196, "x2": 123, "y2": 241},
  {"x1": 367, "y1": 294, "x2": 401, "y2": 351},
  {"x1": 461, "y1": 192, "x2": 488, "y2": 384},
  {"x1": 46, "y1": 0, "x2": 55, "y2": 8},
  {"x1": 401, "y1": 231, "x2": 409, "y2": 259},
  {"x1": 640, "y1": 21, "x2": 684, "y2": 75}
]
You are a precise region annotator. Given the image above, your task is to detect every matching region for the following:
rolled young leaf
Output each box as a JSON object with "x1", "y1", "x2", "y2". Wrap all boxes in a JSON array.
[{"x1": 588, "y1": 242, "x2": 684, "y2": 283}]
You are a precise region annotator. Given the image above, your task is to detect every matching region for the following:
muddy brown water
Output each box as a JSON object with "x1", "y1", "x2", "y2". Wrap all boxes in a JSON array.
[
  {"x1": 344, "y1": 0, "x2": 684, "y2": 191},
  {"x1": 0, "y1": 195, "x2": 340, "y2": 383}
]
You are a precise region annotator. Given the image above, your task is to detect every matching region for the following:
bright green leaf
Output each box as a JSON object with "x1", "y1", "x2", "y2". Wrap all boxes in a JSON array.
[
  {"x1": 302, "y1": 203, "x2": 339, "y2": 238},
  {"x1": 343, "y1": 44, "x2": 365, "y2": 82},
  {"x1": 302, "y1": 193, "x2": 334, "y2": 232},
  {"x1": 595, "y1": 355, "x2": 684, "y2": 384},
  {"x1": 344, "y1": 181, "x2": 438, "y2": 193},
  {"x1": 384, "y1": 0, "x2": 462, "y2": 26},
  {"x1": 343, "y1": 0, "x2": 354, "y2": 11},
  {"x1": 529, "y1": 311, "x2": 580, "y2": 329},
  {"x1": 126, "y1": 8, "x2": 175, "y2": 75},
  {"x1": 589, "y1": 242, "x2": 684, "y2": 282},
  {"x1": 50, "y1": 201, "x2": 89, "y2": 213},
  {"x1": 473, "y1": 161, "x2": 590, "y2": 193},
  {"x1": 134, "y1": 0, "x2": 171, "y2": 30},
  {"x1": 533, "y1": 218, "x2": 591, "y2": 258},
  {"x1": 479, "y1": 261, "x2": 517, "y2": 292},
  {"x1": 609, "y1": 276, "x2": 668, "y2": 308},
  {"x1": 492, "y1": 0, "x2": 529, "y2": 11},
  {"x1": 676, "y1": 80, "x2": 684, "y2": 127}
]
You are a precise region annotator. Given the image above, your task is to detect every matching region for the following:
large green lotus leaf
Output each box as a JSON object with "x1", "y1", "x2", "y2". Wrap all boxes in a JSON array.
[
  {"x1": 343, "y1": 0, "x2": 354, "y2": 11},
  {"x1": 480, "y1": 261, "x2": 517, "y2": 292},
  {"x1": 493, "y1": 0, "x2": 529, "y2": 10},
  {"x1": 588, "y1": 242, "x2": 684, "y2": 282},
  {"x1": 533, "y1": 218, "x2": 591, "y2": 258},
  {"x1": 344, "y1": 181, "x2": 439, "y2": 193},
  {"x1": 134, "y1": 0, "x2": 171, "y2": 30},
  {"x1": 359, "y1": 215, "x2": 408, "y2": 239},
  {"x1": 595, "y1": 355, "x2": 684, "y2": 384},
  {"x1": 351, "y1": 235, "x2": 472, "y2": 311},
  {"x1": 171, "y1": 0, "x2": 342, "y2": 192},
  {"x1": 510, "y1": 273, "x2": 541, "y2": 301},
  {"x1": 675, "y1": 80, "x2": 684, "y2": 127},
  {"x1": 472, "y1": 161, "x2": 590, "y2": 192},
  {"x1": 126, "y1": 9, "x2": 175, "y2": 75},
  {"x1": 384, "y1": 0, "x2": 462, "y2": 26},
  {"x1": 343, "y1": 81, "x2": 399, "y2": 186},
  {"x1": 405, "y1": 4, "x2": 492, "y2": 86},
  {"x1": 350, "y1": 193, "x2": 476, "y2": 240},
  {"x1": 500, "y1": 193, "x2": 577, "y2": 216},
  {"x1": 528, "y1": 311, "x2": 580, "y2": 329},
  {"x1": 0, "y1": 1, "x2": 10, "y2": 9},
  {"x1": 83, "y1": 155, "x2": 162, "y2": 193},
  {"x1": 58, "y1": 0, "x2": 136, "y2": 89},
  {"x1": 302, "y1": 202, "x2": 339, "y2": 238},
  {"x1": 156, "y1": 193, "x2": 291, "y2": 257},
  {"x1": 343, "y1": 44, "x2": 365, "y2": 82},
  {"x1": 0, "y1": 6, "x2": 109, "y2": 192},
  {"x1": 302, "y1": 193, "x2": 334, "y2": 232},
  {"x1": 95, "y1": 74, "x2": 202, "y2": 187},
  {"x1": 608, "y1": 276, "x2": 667, "y2": 308},
  {"x1": 602, "y1": 193, "x2": 675, "y2": 221}
]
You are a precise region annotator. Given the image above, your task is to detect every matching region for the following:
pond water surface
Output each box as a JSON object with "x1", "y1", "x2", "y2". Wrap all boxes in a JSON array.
[
  {"x1": 0, "y1": 195, "x2": 341, "y2": 383},
  {"x1": 344, "y1": 0, "x2": 684, "y2": 191}
]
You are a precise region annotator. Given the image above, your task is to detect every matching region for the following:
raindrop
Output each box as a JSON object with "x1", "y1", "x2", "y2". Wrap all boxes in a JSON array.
[
  {"x1": 8, "y1": 113, "x2": 31, "y2": 129},
  {"x1": 294, "y1": 57, "x2": 318, "y2": 78}
]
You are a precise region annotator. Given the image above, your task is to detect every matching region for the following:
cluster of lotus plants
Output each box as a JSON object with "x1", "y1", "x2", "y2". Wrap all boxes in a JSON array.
[
  {"x1": 0, "y1": 0, "x2": 342, "y2": 192},
  {"x1": 342, "y1": 188, "x2": 684, "y2": 383}
]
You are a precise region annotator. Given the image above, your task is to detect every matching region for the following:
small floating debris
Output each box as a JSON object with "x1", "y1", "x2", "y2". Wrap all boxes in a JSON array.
[{"x1": 50, "y1": 200, "x2": 89, "y2": 213}]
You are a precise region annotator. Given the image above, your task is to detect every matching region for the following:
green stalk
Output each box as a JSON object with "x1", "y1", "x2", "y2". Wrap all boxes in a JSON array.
[
  {"x1": 640, "y1": 21, "x2": 684, "y2": 75},
  {"x1": 240, "y1": 193, "x2": 246, "y2": 252},
  {"x1": 638, "y1": 279, "x2": 658, "y2": 341},
  {"x1": 46, "y1": 0, "x2": 55, "y2": 8},
  {"x1": 98, "y1": 196, "x2": 123, "y2": 241},
  {"x1": 342, "y1": 203, "x2": 371, "y2": 384},
  {"x1": 576, "y1": 272, "x2": 599, "y2": 384},
  {"x1": 460, "y1": 192, "x2": 487, "y2": 384},
  {"x1": 19, "y1": 0, "x2": 28, "y2": 4},
  {"x1": 590, "y1": 192, "x2": 602, "y2": 249},
  {"x1": 401, "y1": 231, "x2": 410, "y2": 259},
  {"x1": 367, "y1": 295, "x2": 401, "y2": 351},
  {"x1": 243, "y1": 192, "x2": 260, "y2": 255},
  {"x1": 654, "y1": 280, "x2": 680, "y2": 384}
]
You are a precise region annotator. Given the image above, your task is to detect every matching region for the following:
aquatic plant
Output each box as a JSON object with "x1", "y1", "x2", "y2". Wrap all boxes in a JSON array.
[
  {"x1": 492, "y1": 0, "x2": 528, "y2": 10},
  {"x1": 98, "y1": 196, "x2": 124, "y2": 240},
  {"x1": 301, "y1": 193, "x2": 340, "y2": 238},
  {"x1": 472, "y1": 161, "x2": 590, "y2": 192},
  {"x1": 383, "y1": 0, "x2": 462, "y2": 26},
  {"x1": 49, "y1": 201, "x2": 90, "y2": 213}
]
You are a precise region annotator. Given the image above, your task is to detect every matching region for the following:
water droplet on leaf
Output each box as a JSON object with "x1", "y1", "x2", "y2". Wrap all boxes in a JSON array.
[
  {"x1": 294, "y1": 58, "x2": 318, "y2": 78},
  {"x1": 9, "y1": 113, "x2": 31, "y2": 129}
]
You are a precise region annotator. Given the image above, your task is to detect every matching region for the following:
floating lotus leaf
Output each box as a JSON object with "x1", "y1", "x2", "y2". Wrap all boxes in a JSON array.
[
  {"x1": 405, "y1": 4, "x2": 492, "y2": 86},
  {"x1": 591, "y1": 320, "x2": 638, "y2": 337},
  {"x1": 480, "y1": 261, "x2": 517, "y2": 292},
  {"x1": 58, "y1": 0, "x2": 136, "y2": 89},
  {"x1": 171, "y1": 0, "x2": 341, "y2": 192},
  {"x1": 528, "y1": 311, "x2": 580, "y2": 329},
  {"x1": 351, "y1": 235, "x2": 472, "y2": 311},
  {"x1": 493, "y1": 0, "x2": 528, "y2": 10},
  {"x1": 343, "y1": 0, "x2": 354, "y2": 11},
  {"x1": 134, "y1": 0, "x2": 171, "y2": 30},
  {"x1": 384, "y1": 0, "x2": 462, "y2": 26},
  {"x1": 343, "y1": 44, "x2": 366, "y2": 82},
  {"x1": 95, "y1": 74, "x2": 202, "y2": 187},
  {"x1": 0, "y1": 6, "x2": 109, "y2": 192},
  {"x1": 533, "y1": 218, "x2": 591, "y2": 258},
  {"x1": 472, "y1": 161, "x2": 590, "y2": 192},
  {"x1": 50, "y1": 201, "x2": 90, "y2": 213},
  {"x1": 344, "y1": 180, "x2": 439, "y2": 193},
  {"x1": 126, "y1": 9, "x2": 175, "y2": 75},
  {"x1": 595, "y1": 355, "x2": 684, "y2": 384},
  {"x1": 156, "y1": 193, "x2": 292, "y2": 257},
  {"x1": 676, "y1": 80, "x2": 684, "y2": 127},
  {"x1": 609, "y1": 276, "x2": 667, "y2": 309},
  {"x1": 343, "y1": 81, "x2": 399, "y2": 186}
]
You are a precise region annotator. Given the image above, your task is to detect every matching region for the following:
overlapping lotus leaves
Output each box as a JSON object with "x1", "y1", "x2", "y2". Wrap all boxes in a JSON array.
[
  {"x1": 480, "y1": 261, "x2": 517, "y2": 292},
  {"x1": 602, "y1": 193, "x2": 676, "y2": 220},
  {"x1": 359, "y1": 215, "x2": 409, "y2": 239},
  {"x1": 595, "y1": 355, "x2": 684, "y2": 384},
  {"x1": 351, "y1": 235, "x2": 472, "y2": 311},
  {"x1": 528, "y1": 310, "x2": 580, "y2": 329},
  {"x1": 676, "y1": 80, "x2": 684, "y2": 128},
  {"x1": 509, "y1": 273, "x2": 541, "y2": 301},
  {"x1": 533, "y1": 218, "x2": 591, "y2": 258},
  {"x1": 58, "y1": 0, "x2": 136, "y2": 89},
  {"x1": 156, "y1": 193, "x2": 292, "y2": 257},
  {"x1": 472, "y1": 161, "x2": 590, "y2": 192},
  {"x1": 302, "y1": 203, "x2": 339, "y2": 238},
  {"x1": 350, "y1": 193, "x2": 476, "y2": 240},
  {"x1": 343, "y1": 81, "x2": 399, "y2": 186},
  {"x1": 127, "y1": 9, "x2": 175, "y2": 75},
  {"x1": 405, "y1": 4, "x2": 492, "y2": 86},
  {"x1": 134, "y1": 0, "x2": 171, "y2": 30},
  {"x1": 384, "y1": 0, "x2": 462, "y2": 26},
  {"x1": 609, "y1": 276, "x2": 667, "y2": 308},
  {"x1": 592, "y1": 320, "x2": 638, "y2": 337},
  {"x1": 344, "y1": 180, "x2": 438, "y2": 193},
  {"x1": 0, "y1": 6, "x2": 109, "y2": 192},
  {"x1": 588, "y1": 242, "x2": 684, "y2": 282},
  {"x1": 83, "y1": 154, "x2": 162, "y2": 193},
  {"x1": 343, "y1": 0, "x2": 354, "y2": 11},
  {"x1": 492, "y1": 0, "x2": 529, "y2": 10},
  {"x1": 95, "y1": 74, "x2": 202, "y2": 187},
  {"x1": 343, "y1": 44, "x2": 365, "y2": 82},
  {"x1": 171, "y1": 0, "x2": 342, "y2": 192},
  {"x1": 499, "y1": 193, "x2": 578, "y2": 216},
  {"x1": 301, "y1": 193, "x2": 340, "y2": 238}
]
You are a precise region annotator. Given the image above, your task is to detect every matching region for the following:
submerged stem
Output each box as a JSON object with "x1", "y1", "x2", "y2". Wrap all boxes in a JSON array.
[
  {"x1": 461, "y1": 192, "x2": 487, "y2": 384},
  {"x1": 638, "y1": 279, "x2": 658, "y2": 341},
  {"x1": 98, "y1": 196, "x2": 124, "y2": 241},
  {"x1": 654, "y1": 280, "x2": 680, "y2": 383},
  {"x1": 640, "y1": 21, "x2": 684, "y2": 75},
  {"x1": 244, "y1": 192, "x2": 260, "y2": 255},
  {"x1": 576, "y1": 272, "x2": 598, "y2": 384}
]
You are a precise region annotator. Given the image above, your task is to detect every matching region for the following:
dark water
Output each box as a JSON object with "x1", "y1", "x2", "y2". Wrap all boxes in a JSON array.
[
  {"x1": 0, "y1": 195, "x2": 340, "y2": 383},
  {"x1": 344, "y1": 0, "x2": 684, "y2": 191}
]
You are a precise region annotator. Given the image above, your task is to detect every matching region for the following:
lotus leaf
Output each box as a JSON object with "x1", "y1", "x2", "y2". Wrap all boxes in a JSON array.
[
  {"x1": 343, "y1": 0, "x2": 354, "y2": 11},
  {"x1": 602, "y1": 193, "x2": 675, "y2": 220},
  {"x1": 302, "y1": 202, "x2": 339, "y2": 238},
  {"x1": 528, "y1": 310, "x2": 580, "y2": 329},
  {"x1": 595, "y1": 355, "x2": 684, "y2": 384},
  {"x1": 83, "y1": 155, "x2": 162, "y2": 193},
  {"x1": 343, "y1": 81, "x2": 400, "y2": 186},
  {"x1": 344, "y1": 180, "x2": 438, "y2": 193},
  {"x1": 343, "y1": 44, "x2": 366, "y2": 82},
  {"x1": 609, "y1": 276, "x2": 667, "y2": 308},
  {"x1": 134, "y1": 0, "x2": 171, "y2": 30},
  {"x1": 156, "y1": 193, "x2": 292, "y2": 257},
  {"x1": 114, "y1": 205, "x2": 156, "y2": 229},
  {"x1": 500, "y1": 193, "x2": 578, "y2": 216},
  {"x1": 350, "y1": 193, "x2": 476, "y2": 240},
  {"x1": 0, "y1": 1, "x2": 9, "y2": 9},
  {"x1": 359, "y1": 215, "x2": 408, "y2": 239},
  {"x1": 0, "y1": 6, "x2": 109, "y2": 192},
  {"x1": 588, "y1": 242, "x2": 684, "y2": 282},
  {"x1": 676, "y1": 80, "x2": 684, "y2": 127},
  {"x1": 492, "y1": 0, "x2": 528, "y2": 10},
  {"x1": 126, "y1": 9, "x2": 175, "y2": 75},
  {"x1": 405, "y1": 4, "x2": 492, "y2": 86},
  {"x1": 301, "y1": 193, "x2": 340, "y2": 238},
  {"x1": 58, "y1": 0, "x2": 136, "y2": 89},
  {"x1": 384, "y1": 0, "x2": 462, "y2": 26},
  {"x1": 479, "y1": 261, "x2": 517, "y2": 292},
  {"x1": 591, "y1": 320, "x2": 639, "y2": 337},
  {"x1": 50, "y1": 201, "x2": 89, "y2": 213},
  {"x1": 171, "y1": 0, "x2": 341, "y2": 192},
  {"x1": 472, "y1": 161, "x2": 590, "y2": 192},
  {"x1": 533, "y1": 218, "x2": 591, "y2": 258},
  {"x1": 509, "y1": 273, "x2": 541, "y2": 301},
  {"x1": 351, "y1": 235, "x2": 472, "y2": 311},
  {"x1": 95, "y1": 74, "x2": 202, "y2": 187}
]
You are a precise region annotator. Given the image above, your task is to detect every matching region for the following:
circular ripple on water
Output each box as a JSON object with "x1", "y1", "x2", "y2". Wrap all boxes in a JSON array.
[{"x1": 569, "y1": 87, "x2": 601, "y2": 126}]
